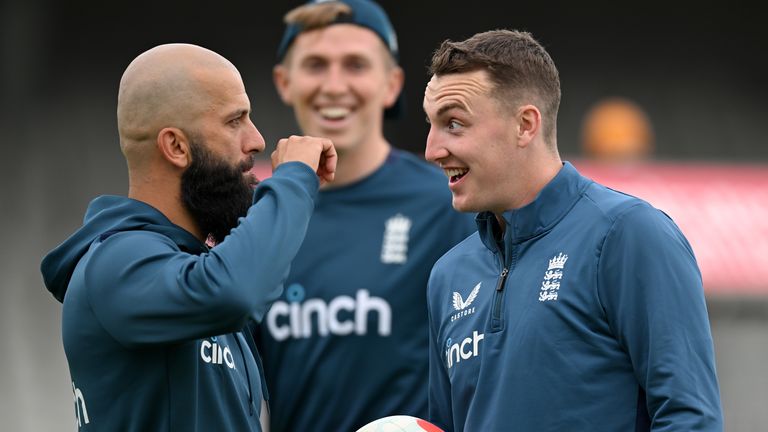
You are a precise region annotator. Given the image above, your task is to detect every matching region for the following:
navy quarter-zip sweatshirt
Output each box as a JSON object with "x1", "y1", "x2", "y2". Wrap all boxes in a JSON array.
[{"x1": 427, "y1": 162, "x2": 722, "y2": 431}]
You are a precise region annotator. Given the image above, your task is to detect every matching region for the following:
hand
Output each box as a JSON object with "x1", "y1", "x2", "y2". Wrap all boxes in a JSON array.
[{"x1": 271, "y1": 135, "x2": 337, "y2": 185}]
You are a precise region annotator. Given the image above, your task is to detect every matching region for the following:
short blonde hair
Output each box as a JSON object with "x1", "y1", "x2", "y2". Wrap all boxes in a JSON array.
[
  {"x1": 284, "y1": 1, "x2": 352, "y2": 30},
  {"x1": 276, "y1": 0, "x2": 399, "y2": 65}
]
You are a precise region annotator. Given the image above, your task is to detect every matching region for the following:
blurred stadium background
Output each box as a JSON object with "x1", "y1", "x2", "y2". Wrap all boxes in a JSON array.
[{"x1": 1, "y1": 0, "x2": 766, "y2": 430}]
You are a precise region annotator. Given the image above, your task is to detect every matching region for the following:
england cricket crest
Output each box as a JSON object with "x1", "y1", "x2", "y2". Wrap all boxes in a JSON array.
[{"x1": 539, "y1": 253, "x2": 568, "y2": 302}]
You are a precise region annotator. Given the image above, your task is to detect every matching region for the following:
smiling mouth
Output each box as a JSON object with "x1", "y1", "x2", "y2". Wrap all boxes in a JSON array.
[
  {"x1": 445, "y1": 168, "x2": 469, "y2": 183},
  {"x1": 319, "y1": 106, "x2": 351, "y2": 120}
]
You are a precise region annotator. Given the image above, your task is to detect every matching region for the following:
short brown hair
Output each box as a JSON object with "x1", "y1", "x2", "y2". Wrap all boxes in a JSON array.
[{"x1": 429, "y1": 30, "x2": 561, "y2": 142}]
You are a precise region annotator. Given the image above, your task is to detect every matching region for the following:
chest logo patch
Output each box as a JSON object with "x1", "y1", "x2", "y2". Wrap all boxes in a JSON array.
[
  {"x1": 451, "y1": 282, "x2": 481, "y2": 322},
  {"x1": 381, "y1": 213, "x2": 412, "y2": 264},
  {"x1": 539, "y1": 253, "x2": 568, "y2": 302}
]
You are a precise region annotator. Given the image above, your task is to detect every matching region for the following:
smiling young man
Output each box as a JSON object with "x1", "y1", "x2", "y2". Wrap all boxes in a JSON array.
[
  {"x1": 40, "y1": 43, "x2": 336, "y2": 431},
  {"x1": 253, "y1": 1, "x2": 476, "y2": 431},
  {"x1": 423, "y1": 30, "x2": 723, "y2": 431}
]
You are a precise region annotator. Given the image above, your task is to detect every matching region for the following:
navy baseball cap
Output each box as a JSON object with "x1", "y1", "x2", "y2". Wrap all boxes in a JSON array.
[{"x1": 276, "y1": 0, "x2": 404, "y2": 118}]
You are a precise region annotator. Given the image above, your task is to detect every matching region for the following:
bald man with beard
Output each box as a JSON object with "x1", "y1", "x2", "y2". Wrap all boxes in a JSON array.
[{"x1": 41, "y1": 43, "x2": 336, "y2": 431}]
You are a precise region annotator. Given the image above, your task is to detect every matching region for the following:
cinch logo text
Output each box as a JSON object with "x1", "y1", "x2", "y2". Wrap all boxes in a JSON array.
[
  {"x1": 445, "y1": 330, "x2": 484, "y2": 369},
  {"x1": 200, "y1": 339, "x2": 235, "y2": 369},
  {"x1": 267, "y1": 289, "x2": 392, "y2": 341}
]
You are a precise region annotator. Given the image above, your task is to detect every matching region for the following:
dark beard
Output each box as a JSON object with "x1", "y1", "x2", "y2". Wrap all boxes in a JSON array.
[{"x1": 181, "y1": 139, "x2": 255, "y2": 245}]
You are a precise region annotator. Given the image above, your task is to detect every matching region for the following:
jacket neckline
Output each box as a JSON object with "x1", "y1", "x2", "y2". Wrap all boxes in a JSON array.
[{"x1": 476, "y1": 162, "x2": 591, "y2": 255}]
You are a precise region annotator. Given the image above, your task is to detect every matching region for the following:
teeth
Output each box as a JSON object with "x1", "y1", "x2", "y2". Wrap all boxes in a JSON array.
[
  {"x1": 445, "y1": 168, "x2": 468, "y2": 178},
  {"x1": 319, "y1": 107, "x2": 350, "y2": 119}
]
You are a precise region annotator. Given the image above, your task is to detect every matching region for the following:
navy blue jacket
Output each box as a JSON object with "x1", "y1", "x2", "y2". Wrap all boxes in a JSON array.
[
  {"x1": 41, "y1": 162, "x2": 318, "y2": 431},
  {"x1": 427, "y1": 162, "x2": 722, "y2": 431}
]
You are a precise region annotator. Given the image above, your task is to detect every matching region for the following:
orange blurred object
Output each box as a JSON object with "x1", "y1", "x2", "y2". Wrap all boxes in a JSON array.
[{"x1": 581, "y1": 97, "x2": 654, "y2": 160}]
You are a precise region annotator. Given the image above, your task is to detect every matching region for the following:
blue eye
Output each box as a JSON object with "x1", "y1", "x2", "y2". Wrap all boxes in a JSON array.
[{"x1": 447, "y1": 120, "x2": 462, "y2": 131}]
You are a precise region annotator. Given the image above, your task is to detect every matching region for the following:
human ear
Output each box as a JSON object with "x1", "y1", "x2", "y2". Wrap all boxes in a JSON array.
[
  {"x1": 273, "y1": 64, "x2": 293, "y2": 105},
  {"x1": 156, "y1": 127, "x2": 191, "y2": 169},
  {"x1": 384, "y1": 66, "x2": 405, "y2": 108},
  {"x1": 517, "y1": 105, "x2": 541, "y2": 148}
]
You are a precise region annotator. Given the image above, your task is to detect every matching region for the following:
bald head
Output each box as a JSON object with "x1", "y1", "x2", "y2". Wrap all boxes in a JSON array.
[{"x1": 117, "y1": 43, "x2": 239, "y2": 157}]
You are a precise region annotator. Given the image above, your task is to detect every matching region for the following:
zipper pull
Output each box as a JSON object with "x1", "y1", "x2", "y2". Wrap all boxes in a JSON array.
[{"x1": 495, "y1": 268, "x2": 509, "y2": 292}]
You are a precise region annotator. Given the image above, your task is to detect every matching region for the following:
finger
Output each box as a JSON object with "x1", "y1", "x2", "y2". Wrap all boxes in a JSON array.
[
  {"x1": 320, "y1": 139, "x2": 338, "y2": 178},
  {"x1": 271, "y1": 138, "x2": 288, "y2": 170},
  {"x1": 315, "y1": 154, "x2": 332, "y2": 185},
  {"x1": 320, "y1": 141, "x2": 339, "y2": 181},
  {"x1": 319, "y1": 170, "x2": 335, "y2": 185},
  {"x1": 271, "y1": 149, "x2": 279, "y2": 171}
]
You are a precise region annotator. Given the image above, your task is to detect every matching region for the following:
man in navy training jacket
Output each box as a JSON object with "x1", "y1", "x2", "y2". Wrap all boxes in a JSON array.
[
  {"x1": 423, "y1": 29, "x2": 722, "y2": 431},
  {"x1": 254, "y1": 1, "x2": 476, "y2": 431},
  {"x1": 41, "y1": 43, "x2": 336, "y2": 431}
]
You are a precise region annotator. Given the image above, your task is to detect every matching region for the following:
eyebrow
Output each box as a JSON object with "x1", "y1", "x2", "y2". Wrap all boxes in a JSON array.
[
  {"x1": 226, "y1": 108, "x2": 250, "y2": 120},
  {"x1": 435, "y1": 102, "x2": 467, "y2": 118},
  {"x1": 299, "y1": 54, "x2": 326, "y2": 64}
]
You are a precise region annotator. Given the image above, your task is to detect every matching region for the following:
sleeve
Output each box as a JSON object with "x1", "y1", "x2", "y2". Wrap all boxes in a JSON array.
[
  {"x1": 427, "y1": 268, "x2": 455, "y2": 432},
  {"x1": 597, "y1": 204, "x2": 723, "y2": 431},
  {"x1": 85, "y1": 162, "x2": 319, "y2": 347}
]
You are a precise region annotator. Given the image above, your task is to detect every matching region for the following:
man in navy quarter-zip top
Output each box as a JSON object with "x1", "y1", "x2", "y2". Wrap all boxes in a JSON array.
[
  {"x1": 40, "y1": 43, "x2": 336, "y2": 431},
  {"x1": 423, "y1": 30, "x2": 722, "y2": 431},
  {"x1": 253, "y1": 1, "x2": 476, "y2": 431}
]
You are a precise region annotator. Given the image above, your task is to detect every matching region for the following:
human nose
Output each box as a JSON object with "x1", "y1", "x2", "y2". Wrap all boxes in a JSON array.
[
  {"x1": 320, "y1": 64, "x2": 348, "y2": 96},
  {"x1": 245, "y1": 119, "x2": 266, "y2": 154},
  {"x1": 424, "y1": 126, "x2": 448, "y2": 162}
]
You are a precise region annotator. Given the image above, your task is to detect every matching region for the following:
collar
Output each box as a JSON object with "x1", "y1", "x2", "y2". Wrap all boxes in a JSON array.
[{"x1": 476, "y1": 162, "x2": 591, "y2": 255}]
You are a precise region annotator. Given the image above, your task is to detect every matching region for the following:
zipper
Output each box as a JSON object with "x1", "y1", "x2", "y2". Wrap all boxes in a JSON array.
[
  {"x1": 490, "y1": 219, "x2": 511, "y2": 332},
  {"x1": 495, "y1": 268, "x2": 509, "y2": 292},
  {"x1": 490, "y1": 266, "x2": 509, "y2": 331}
]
